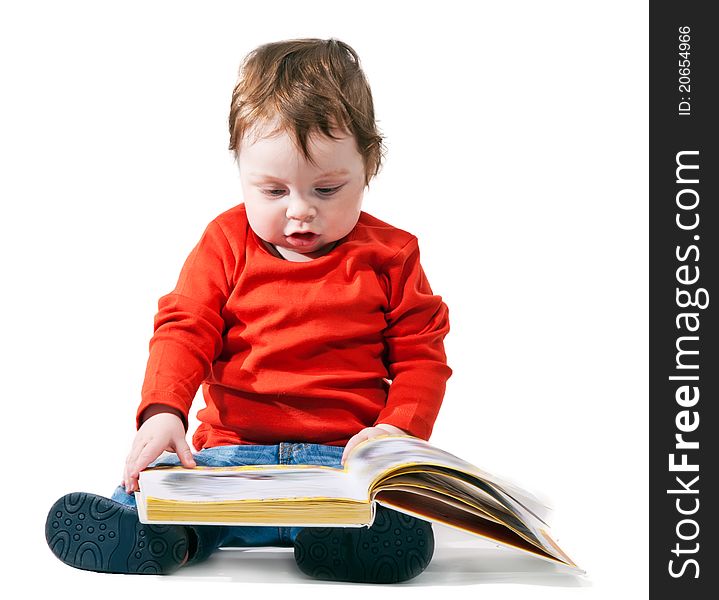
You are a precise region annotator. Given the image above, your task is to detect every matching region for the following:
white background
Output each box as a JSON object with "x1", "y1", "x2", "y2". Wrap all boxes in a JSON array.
[{"x1": 0, "y1": 1, "x2": 647, "y2": 598}]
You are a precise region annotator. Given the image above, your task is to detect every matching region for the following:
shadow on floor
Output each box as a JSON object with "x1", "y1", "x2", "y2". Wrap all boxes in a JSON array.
[{"x1": 171, "y1": 526, "x2": 590, "y2": 587}]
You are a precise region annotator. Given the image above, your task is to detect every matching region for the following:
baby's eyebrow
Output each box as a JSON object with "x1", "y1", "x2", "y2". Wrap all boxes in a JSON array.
[
  {"x1": 249, "y1": 169, "x2": 350, "y2": 181},
  {"x1": 317, "y1": 169, "x2": 350, "y2": 177}
]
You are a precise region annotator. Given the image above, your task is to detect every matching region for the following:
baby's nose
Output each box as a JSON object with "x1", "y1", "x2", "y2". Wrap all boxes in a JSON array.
[{"x1": 286, "y1": 196, "x2": 316, "y2": 221}]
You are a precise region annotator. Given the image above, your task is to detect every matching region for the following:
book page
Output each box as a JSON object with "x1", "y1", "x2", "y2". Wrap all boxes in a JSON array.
[
  {"x1": 345, "y1": 436, "x2": 566, "y2": 560},
  {"x1": 374, "y1": 470, "x2": 542, "y2": 549},
  {"x1": 139, "y1": 464, "x2": 366, "y2": 502},
  {"x1": 377, "y1": 471, "x2": 514, "y2": 521},
  {"x1": 373, "y1": 482, "x2": 503, "y2": 524},
  {"x1": 345, "y1": 436, "x2": 550, "y2": 521},
  {"x1": 373, "y1": 489, "x2": 575, "y2": 567}
]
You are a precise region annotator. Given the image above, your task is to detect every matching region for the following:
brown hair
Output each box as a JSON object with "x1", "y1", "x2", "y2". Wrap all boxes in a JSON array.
[{"x1": 228, "y1": 38, "x2": 385, "y2": 187}]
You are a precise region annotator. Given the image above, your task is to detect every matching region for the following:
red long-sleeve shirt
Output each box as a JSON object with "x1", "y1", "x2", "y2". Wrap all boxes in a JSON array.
[{"x1": 137, "y1": 204, "x2": 451, "y2": 449}]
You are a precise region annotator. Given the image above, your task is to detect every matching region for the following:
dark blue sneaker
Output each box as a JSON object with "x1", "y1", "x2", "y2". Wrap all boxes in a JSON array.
[
  {"x1": 46, "y1": 492, "x2": 190, "y2": 574},
  {"x1": 293, "y1": 505, "x2": 434, "y2": 583}
]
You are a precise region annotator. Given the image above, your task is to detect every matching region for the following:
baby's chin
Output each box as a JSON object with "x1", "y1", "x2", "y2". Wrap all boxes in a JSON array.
[
  {"x1": 257, "y1": 233, "x2": 341, "y2": 261},
  {"x1": 283, "y1": 238, "x2": 340, "y2": 259}
]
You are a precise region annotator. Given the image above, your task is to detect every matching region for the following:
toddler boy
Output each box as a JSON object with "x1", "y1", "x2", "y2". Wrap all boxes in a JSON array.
[{"x1": 46, "y1": 38, "x2": 451, "y2": 584}]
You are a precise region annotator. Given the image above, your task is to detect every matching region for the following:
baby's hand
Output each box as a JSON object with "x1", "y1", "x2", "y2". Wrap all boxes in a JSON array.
[
  {"x1": 340, "y1": 424, "x2": 408, "y2": 466},
  {"x1": 122, "y1": 412, "x2": 196, "y2": 494}
]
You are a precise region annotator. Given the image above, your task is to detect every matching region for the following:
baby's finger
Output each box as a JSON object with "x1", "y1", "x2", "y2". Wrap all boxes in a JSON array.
[
  {"x1": 125, "y1": 456, "x2": 143, "y2": 486},
  {"x1": 341, "y1": 434, "x2": 366, "y2": 465},
  {"x1": 123, "y1": 459, "x2": 136, "y2": 492},
  {"x1": 126, "y1": 470, "x2": 142, "y2": 494},
  {"x1": 123, "y1": 471, "x2": 134, "y2": 493},
  {"x1": 340, "y1": 440, "x2": 354, "y2": 465},
  {"x1": 132, "y1": 439, "x2": 165, "y2": 475},
  {"x1": 124, "y1": 459, "x2": 140, "y2": 492},
  {"x1": 126, "y1": 441, "x2": 163, "y2": 493},
  {"x1": 171, "y1": 436, "x2": 197, "y2": 469},
  {"x1": 124, "y1": 437, "x2": 148, "y2": 479}
]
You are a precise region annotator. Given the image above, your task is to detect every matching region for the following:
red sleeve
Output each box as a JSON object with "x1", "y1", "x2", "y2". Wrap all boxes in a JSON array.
[
  {"x1": 374, "y1": 239, "x2": 452, "y2": 439},
  {"x1": 136, "y1": 219, "x2": 236, "y2": 430}
]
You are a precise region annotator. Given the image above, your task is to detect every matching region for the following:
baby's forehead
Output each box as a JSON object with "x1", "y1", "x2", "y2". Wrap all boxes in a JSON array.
[
  {"x1": 240, "y1": 123, "x2": 361, "y2": 173},
  {"x1": 242, "y1": 118, "x2": 352, "y2": 148}
]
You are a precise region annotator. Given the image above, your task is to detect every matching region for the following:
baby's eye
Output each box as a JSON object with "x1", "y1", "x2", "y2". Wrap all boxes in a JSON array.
[
  {"x1": 315, "y1": 186, "x2": 342, "y2": 196},
  {"x1": 262, "y1": 189, "x2": 285, "y2": 197}
]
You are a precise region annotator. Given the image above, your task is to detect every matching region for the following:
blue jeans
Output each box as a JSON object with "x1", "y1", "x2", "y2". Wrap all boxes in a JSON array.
[{"x1": 111, "y1": 442, "x2": 345, "y2": 555}]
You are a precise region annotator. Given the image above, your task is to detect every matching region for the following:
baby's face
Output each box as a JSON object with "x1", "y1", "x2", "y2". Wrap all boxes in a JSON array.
[{"x1": 239, "y1": 123, "x2": 366, "y2": 261}]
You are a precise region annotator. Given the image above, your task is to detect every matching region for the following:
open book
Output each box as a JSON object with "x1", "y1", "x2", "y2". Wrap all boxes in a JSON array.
[{"x1": 136, "y1": 435, "x2": 577, "y2": 569}]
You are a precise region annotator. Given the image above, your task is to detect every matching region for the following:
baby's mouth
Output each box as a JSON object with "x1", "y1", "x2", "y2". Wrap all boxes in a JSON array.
[{"x1": 285, "y1": 232, "x2": 320, "y2": 247}]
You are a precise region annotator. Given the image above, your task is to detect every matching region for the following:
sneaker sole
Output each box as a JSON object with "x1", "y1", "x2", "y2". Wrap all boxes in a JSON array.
[
  {"x1": 46, "y1": 492, "x2": 188, "y2": 574},
  {"x1": 293, "y1": 505, "x2": 434, "y2": 583}
]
